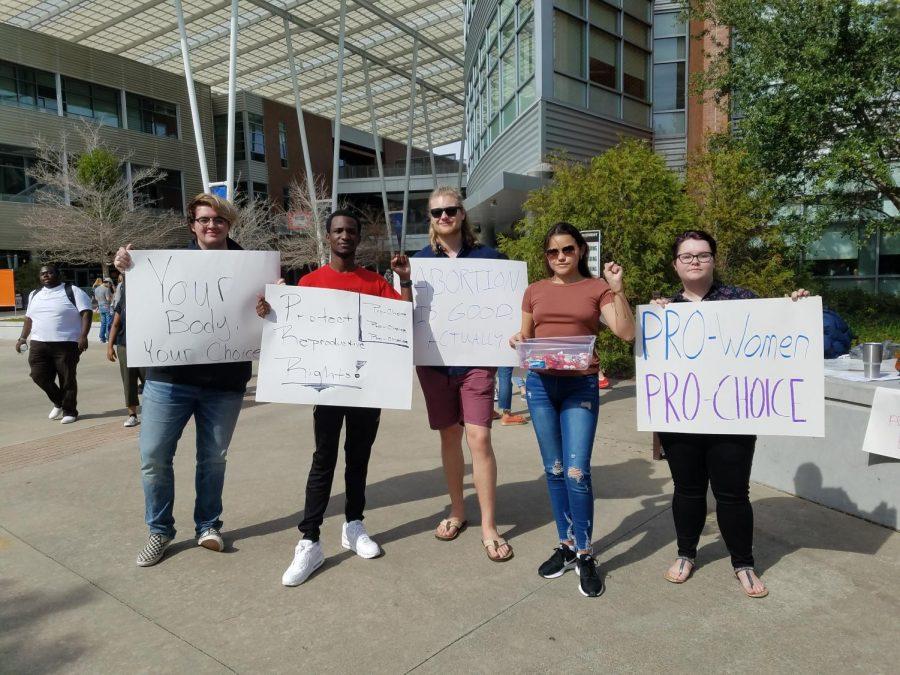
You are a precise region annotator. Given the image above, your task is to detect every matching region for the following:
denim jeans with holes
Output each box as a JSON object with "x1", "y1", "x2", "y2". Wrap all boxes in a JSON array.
[{"x1": 525, "y1": 372, "x2": 599, "y2": 552}]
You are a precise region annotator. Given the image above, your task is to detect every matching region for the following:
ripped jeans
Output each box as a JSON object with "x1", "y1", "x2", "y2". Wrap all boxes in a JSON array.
[{"x1": 525, "y1": 372, "x2": 600, "y2": 552}]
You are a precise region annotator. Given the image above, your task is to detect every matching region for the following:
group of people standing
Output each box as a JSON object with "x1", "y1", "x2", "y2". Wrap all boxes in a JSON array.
[{"x1": 27, "y1": 183, "x2": 807, "y2": 601}]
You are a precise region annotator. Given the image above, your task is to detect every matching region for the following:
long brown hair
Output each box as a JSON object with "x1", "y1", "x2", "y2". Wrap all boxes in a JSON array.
[
  {"x1": 542, "y1": 222, "x2": 593, "y2": 279},
  {"x1": 428, "y1": 186, "x2": 477, "y2": 253}
]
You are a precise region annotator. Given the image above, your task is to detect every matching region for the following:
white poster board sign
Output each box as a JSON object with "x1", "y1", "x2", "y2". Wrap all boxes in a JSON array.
[
  {"x1": 582, "y1": 229, "x2": 601, "y2": 278},
  {"x1": 861, "y1": 387, "x2": 900, "y2": 459},
  {"x1": 401, "y1": 258, "x2": 527, "y2": 367},
  {"x1": 635, "y1": 297, "x2": 825, "y2": 436},
  {"x1": 255, "y1": 285, "x2": 413, "y2": 409},
  {"x1": 126, "y1": 250, "x2": 280, "y2": 367}
]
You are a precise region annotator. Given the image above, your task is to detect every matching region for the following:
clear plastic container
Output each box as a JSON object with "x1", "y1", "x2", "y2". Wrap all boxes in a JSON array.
[{"x1": 516, "y1": 335, "x2": 597, "y2": 371}]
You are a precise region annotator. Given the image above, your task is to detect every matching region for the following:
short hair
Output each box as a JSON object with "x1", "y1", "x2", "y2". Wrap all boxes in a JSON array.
[
  {"x1": 672, "y1": 229, "x2": 717, "y2": 260},
  {"x1": 186, "y1": 193, "x2": 239, "y2": 227},
  {"x1": 325, "y1": 209, "x2": 361, "y2": 233},
  {"x1": 41, "y1": 263, "x2": 60, "y2": 274},
  {"x1": 428, "y1": 185, "x2": 476, "y2": 252}
]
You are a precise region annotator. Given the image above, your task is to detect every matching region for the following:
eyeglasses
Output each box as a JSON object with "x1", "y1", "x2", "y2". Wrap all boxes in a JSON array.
[
  {"x1": 194, "y1": 216, "x2": 230, "y2": 227},
  {"x1": 676, "y1": 252, "x2": 713, "y2": 264},
  {"x1": 430, "y1": 206, "x2": 461, "y2": 219},
  {"x1": 545, "y1": 245, "x2": 578, "y2": 258}
]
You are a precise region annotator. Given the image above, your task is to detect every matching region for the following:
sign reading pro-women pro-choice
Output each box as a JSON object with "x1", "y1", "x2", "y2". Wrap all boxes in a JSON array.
[
  {"x1": 635, "y1": 297, "x2": 825, "y2": 436},
  {"x1": 401, "y1": 258, "x2": 527, "y2": 367}
]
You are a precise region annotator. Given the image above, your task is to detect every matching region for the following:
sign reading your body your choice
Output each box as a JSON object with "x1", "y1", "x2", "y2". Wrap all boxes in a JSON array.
[
  {"x1": 126, "y1": 250, "x2": 280, "y2": 368},
  {"x1": 399, "y1": 258, "x2": 527, "y2": 367},
  {"x1": 635, "y1": 297, "x2": 825, "y2": 436}
]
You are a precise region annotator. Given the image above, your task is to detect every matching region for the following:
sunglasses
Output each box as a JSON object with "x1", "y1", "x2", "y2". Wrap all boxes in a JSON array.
[
  {"x1": 430, "y1": 206, "x2": 461, "y2": 219},
  {"x1": 545, "y1": 245, "x2": 578, "y2": 258}
]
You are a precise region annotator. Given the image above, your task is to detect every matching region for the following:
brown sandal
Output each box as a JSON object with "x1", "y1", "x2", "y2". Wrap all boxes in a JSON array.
[
  {"x1": 435, "y1": 518, "x2": 467, "y2": 541},
  {"x1": 482, "y1": 537, "x2": 514, "y2": 562}
]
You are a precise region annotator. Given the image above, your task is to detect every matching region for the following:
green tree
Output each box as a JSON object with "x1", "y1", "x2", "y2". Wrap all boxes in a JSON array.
[{"x1": 687, "y1": 0, "x2": 899, "y2": 242}]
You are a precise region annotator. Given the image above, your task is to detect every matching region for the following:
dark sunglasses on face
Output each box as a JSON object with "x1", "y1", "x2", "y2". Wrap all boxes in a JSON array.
[
  {"x1": 430, "y1": 206, "x2": 461, "y2": 219},
  {"x1": 545, "y1": 245, "x2": 578, "y2": 258}
]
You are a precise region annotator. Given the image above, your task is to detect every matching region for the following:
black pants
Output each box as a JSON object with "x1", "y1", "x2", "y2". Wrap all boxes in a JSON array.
[
  {"x1": 658, "y1": 432, "x2": 756, "y2": 568},
  {"x1": 29, "y1": 340, "x2": 80, "y2": 416},
  {"x1": 116, "y1": 344, "x2": 145, "y2": 408},
  {"x1": 298, "y1": 405, "x2": 381, "y2": 542}
]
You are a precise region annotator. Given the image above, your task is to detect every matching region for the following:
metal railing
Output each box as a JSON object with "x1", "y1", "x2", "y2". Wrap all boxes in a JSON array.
[{"x1": 338, "y1": 157, "x2": 465, "y2": 179}]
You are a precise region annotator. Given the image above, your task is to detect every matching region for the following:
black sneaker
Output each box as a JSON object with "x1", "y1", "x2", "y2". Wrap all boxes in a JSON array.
[
  {"x1": 576, "y1": 553, "x2": 605, "y2": 597},
  {"x1": 538, "y1": 544, "x2": 577, "y2": 579}
]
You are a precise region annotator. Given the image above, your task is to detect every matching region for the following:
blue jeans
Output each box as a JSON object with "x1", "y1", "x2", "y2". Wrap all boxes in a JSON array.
[
  {"x1": 98, "y1": 307, "x2": 112, "y2": 342},
  {"x1": 496, "y1": 367, "x2": 525, "y2": 411},
  {"x1": 525, "y1": 372, "x2": 600, "y2": 552},
  {"x1": 139, "y1": 380, "x2": 244, "y2": 538}
]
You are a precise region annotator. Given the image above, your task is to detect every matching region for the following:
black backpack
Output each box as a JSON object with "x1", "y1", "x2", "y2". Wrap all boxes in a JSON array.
[{"x1": 29, "y1": 282, "x2": 77, "y2": 308}]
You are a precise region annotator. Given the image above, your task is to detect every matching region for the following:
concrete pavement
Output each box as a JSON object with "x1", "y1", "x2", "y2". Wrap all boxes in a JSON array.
[{"x1": 1, "y1": 341, "x2": 898, "y2": 673}]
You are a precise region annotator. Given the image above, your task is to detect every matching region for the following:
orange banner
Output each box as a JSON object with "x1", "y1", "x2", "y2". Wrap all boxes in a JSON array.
[{"x1": 0, "y1": 269, "x2": 13, "y2": 308}]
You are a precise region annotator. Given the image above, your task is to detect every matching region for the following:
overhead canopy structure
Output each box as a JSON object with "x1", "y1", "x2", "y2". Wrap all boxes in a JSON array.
[{"x1": 1, "y1": 0, "x2": 465, "y2": 149}]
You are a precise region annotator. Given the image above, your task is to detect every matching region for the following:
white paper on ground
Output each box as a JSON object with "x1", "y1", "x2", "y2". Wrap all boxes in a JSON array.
[
  {"x1": 126, "y1": 249, "x2": 280, "y2": 367},
  {"x1": 255, "y1": 285, "x2": 413, "y2": 409},
  {"x1": 861, "y1": 387, "x2": 900, "y2": 459}
]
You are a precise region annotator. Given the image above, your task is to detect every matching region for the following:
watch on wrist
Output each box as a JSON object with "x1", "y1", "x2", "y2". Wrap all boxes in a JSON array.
[{"x1": 399, "y1": 279, "x2": 413, "y2": 288}]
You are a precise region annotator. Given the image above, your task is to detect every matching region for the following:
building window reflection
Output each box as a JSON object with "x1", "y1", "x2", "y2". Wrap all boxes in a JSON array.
[{"x1": 652, "y1": 12, "x2": 687, "y2": 136}]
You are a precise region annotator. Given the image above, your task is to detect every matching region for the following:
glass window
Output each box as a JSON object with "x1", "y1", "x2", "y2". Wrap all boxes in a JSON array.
[
  {"x1": 489, "y1": 66, "x2": 500, "y2": 116},
  {"x1": 500, "y1": 0, "x2": 515, "y2": 23},
  {"x1": 125, "y1": 93, "x2": 178, "y2": 138},
  {"x1": 519, "y1": 0, "x2": 534, "y2": 20},
  {"x1": 622, "y1": 97, "x2": 649, "y2": 125},
  {"x1": 519, "y1": 77, "x2": 536, "y2": 110},
  {"x1": 653, "y1": 62, "x2": 685, "y2": 111},
  {"x1": 501, "y1": 45, "x2": 516, "y2": 103},
  {"x1": 654, "y1": 37, "x2": 686, "y2": 62},
  {"x1": 283, "y1": 184, "x2": 291, "y2": 211},
  {"x1": 62, "y1": 77, "x2": 121, "y2": 126},
  {"x1": 655, "y1": 12, "x2": 686, "y2": 38},
  {"x1": 554, "y1": 10, "x2": 585, "y2": 78},
  {"x1": 247, "y1": 113, "x2": 265, "y2": 162},
  {"x1": 500, "y1": 12, "x2": 516, "y2": 51},
  {"x1": 214, "y1": 114, "x2": 246, "y2": 163},
  {"x1": 279, "y1": 121, "x2": 288, "y2": 168},
  {"x1": 589, "y1": 27, "x2": 617, "y2": 88},
  {"x1": 251, "y1": 181, "x2": 268, "y2": 201},
  {"x1": 555, "y1": 0, "x2": 583, "y2": 16},
  {"x1": 590, "y1": 86, "x2": 619, "y2": 116},
  {"x1": 653, "y1": 111, "x2": 685, "y2": 135},
  {"x1": 133, "y1": 165, "x2": 183, "y2": 213},
  {"x1": 0, "y1": 61, "x2": 57, "y2": 113},
  {"x1": 0, "y1": 145, "x2": 38, "y2": 203},
  {"x1": 518, "y1": 18, "x2": 535, "y2": 84},
  {"x1": 622, "y1": 0, "x2": 649, "y2": 22},
  {"x1": 501, "y1": 98, "x2": 517, "y2": 130},
  {"x1": 622, "y1": 44, "x2": 648, "y2": 99},
  {"x1": 880, "y1": 231, "x2": 900, "y2": 275},
  {"x1": 623, "y1": 15, "x2": 648, "y2": 48},
  {"x1": 554, "y1": 73, "x2": 586, "y2": 106},
  {"x1": 589, "y1": 1, "x2": 617, "y2": 32}
]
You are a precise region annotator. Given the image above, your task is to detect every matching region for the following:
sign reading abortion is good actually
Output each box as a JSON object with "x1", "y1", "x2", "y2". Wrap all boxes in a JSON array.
[
  {"x1": 635, "y1": 297, "x2": 825, "y2": 436},
  {"x1": 126, "y1": 250, "x2": 280, "y2": 368},
  {"x1": 399, "y1": 258, "x2": 527, "y2": 367},
  {"x1": 255, "y1": 285, "x2": 413, "y2": 409}
]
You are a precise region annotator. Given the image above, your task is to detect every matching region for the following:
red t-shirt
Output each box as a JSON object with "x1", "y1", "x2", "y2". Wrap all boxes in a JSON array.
[{"x1": 298, "y1": 264, "x2": 401, "y2": 300}]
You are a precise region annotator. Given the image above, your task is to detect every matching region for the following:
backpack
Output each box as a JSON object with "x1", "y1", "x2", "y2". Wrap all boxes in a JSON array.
[
  {"x1": 822, "y1": 308, "x2": 853, "y2": 359},
  {"x1": 29, "y1": 282, "x2": 77, "y2": 308}
]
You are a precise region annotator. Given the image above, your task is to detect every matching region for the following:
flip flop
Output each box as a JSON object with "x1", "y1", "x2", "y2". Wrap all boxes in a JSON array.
[
  {"x1": 435, "y1": 517, "x2": 467, "y2": 541},
  {"x1": 482, "y1": 537, "x2": 514, "y2": 562},
  {"x1": 734, "y1": 567, "x2": 769, "y2": 598},
  {"x1": 664, "y1": 556, "x2": 695, "y2": 584}
]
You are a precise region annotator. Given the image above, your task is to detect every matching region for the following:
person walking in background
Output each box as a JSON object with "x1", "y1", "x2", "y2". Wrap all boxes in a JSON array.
[
  {"x1": 510, "y1": 223, "x2": 635, "y2": 598},
  {"x1": 493, "y1": 367, "x2": 528, "y2": 426},
  {"x1": 106, "y1": 275, "x2": 144, "y2": 428},
  {"x1": 94, "y1": 277, "x2": 113, "y2": 343},
  {"x1": 16, "y1": 264, "x2": 92, "y2": 425},
  {"x1": 413, "y1": 186, "x2": 513, "y2": 563},
  {"x1": 650, "y1": 229, "x2": 809, "y2": 599}
]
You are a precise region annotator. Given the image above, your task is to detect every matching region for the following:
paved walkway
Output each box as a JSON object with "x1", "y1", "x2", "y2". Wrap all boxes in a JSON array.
[{"x1": 1, "y1": 342, "x2": 898, "y2": 673}]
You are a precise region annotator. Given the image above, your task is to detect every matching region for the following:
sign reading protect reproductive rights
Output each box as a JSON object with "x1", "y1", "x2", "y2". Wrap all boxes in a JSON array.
[
  {"x1": 126, "y1": 249, "x2": 280, "y2": 367},
  {"x1": 401, "y1": 258, "x2": 527, "y2": 367},
  {"x1": 635, "y1": 297, "x2": 825, "y2": 436}
]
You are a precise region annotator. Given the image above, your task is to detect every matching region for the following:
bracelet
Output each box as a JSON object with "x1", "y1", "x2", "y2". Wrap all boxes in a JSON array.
[{"x1": 399, "y1": 280, "x2": 413, "y2": 288}]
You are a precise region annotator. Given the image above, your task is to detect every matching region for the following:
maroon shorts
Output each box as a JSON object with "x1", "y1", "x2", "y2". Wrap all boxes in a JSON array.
[{"x1": 416, "y1": 366, "x2": 497, "y2": 430}]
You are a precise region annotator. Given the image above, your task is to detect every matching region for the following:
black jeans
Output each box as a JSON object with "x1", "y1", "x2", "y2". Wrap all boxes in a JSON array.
[
  {"x1": 298, "y1": 405, "x2": 381, "y2": 542},
  {"x1": 29, "y1": 340, "x2": 80, "y2": 416},
  {"x1": 658, "y1": 432, "x2": 756, "y2": 568}
]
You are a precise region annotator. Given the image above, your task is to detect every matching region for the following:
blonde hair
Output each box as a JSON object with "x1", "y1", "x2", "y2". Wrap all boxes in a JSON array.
[
  {"x1": 186, "y1": 193, "x2": 239, "y2": 227},
  {"x1": 428, "y1": 185, "x2": 477, "y2": 253}
]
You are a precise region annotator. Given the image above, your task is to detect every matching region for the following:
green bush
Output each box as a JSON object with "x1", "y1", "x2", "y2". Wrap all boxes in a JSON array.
[{"x1": 818, "y1": 288, "x2": 900, "y2": 344}]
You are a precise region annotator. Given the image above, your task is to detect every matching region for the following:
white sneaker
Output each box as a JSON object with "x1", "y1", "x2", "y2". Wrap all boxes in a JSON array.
[
  {"x1": 124, "y1": 414, "x2": 139, "y2": 427},
  {"x1": 197, "y1": 527, "x2": 224, "y2": 552},
  {"x1": 282, "y1": 539, "x2": 324, "y2": 586},
  {"x1": 48, "y1": 406, "x2": 63, "y2": 420},
  {"x1": 342, "y1": 520, "x2": 381, "y2": 559},
  {"x1": 60, "y1": 415, "x2": 77, "y2": 424}
]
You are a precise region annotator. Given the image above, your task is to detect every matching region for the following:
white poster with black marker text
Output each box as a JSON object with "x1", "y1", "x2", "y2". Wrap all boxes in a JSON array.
[
  {"x1": 126, "y1": 250, "x2": 280, "y2": 368},
  {"x1": 399, "y1": 258, "x2": 527, "y2": 367},
  {"x1": 255, "y1": 285, "x2": 414, "y2": 409}
]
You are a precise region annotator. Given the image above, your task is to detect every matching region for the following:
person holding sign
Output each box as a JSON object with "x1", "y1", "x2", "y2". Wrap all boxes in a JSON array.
[
  {"x1": 257, "y1": 210, "x2": 412, "y2": 587},
  {"x1": 413, "y1": 186, "x2": 513, "y2": 562},
  {"x1": 510, "y1": 223, "x2": 635, "y2": 597},
  {"x1": 114, "y1": 194, "x2": 251, "y2": 567},
  {"x1": 651, "y1": 229, "x2": 809, "y2": 598}
]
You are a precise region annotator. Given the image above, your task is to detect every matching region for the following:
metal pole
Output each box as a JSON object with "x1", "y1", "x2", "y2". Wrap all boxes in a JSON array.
[
  {"x1": 225, "y1": 0, "x2": 239, "y2": 201},
  {"x1": 285, "y1": 17, "x2": 324, "y2": 264},
  {"x1": 456, "y1": 106, "x2": 466, "y2": 191},
  {"x1": 363, "y1": 58, "x2": 393, "y2": 257},
  {"x1": 173, "y1": 0, "x2": 210, "y2": 193},
  {"x1": 400, "y1": 37, "x2": 419, "y2": 253},
  {"x1": 419, "y1": 87, "x2": 437, "y2": 189},
  {"x1": 331, "y1": 0, "x2": 347, "y2": 212}
]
